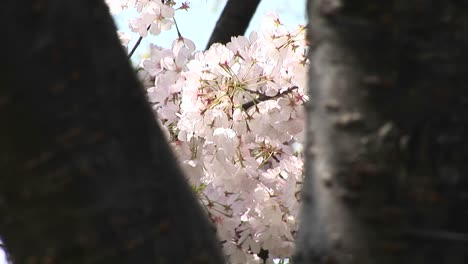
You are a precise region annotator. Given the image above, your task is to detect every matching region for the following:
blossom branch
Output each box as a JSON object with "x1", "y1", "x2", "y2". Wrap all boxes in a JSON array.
[{"x1": 241, "y1": 86, "x2": 299, "y2": 111}]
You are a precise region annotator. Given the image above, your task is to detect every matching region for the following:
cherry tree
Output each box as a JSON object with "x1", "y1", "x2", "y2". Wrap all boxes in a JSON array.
[
  {"x1": 3, "y1": 1, "x2": 468, "y2": 264},
  {"x1": 0, "y1": 0, "x2": 308, "y2": 263}
]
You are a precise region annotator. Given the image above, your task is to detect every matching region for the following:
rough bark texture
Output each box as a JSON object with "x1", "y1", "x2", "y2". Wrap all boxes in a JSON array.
[
  {"x1": 0, "y1": 0, "x2": 224, "y2": 263},
  {"x1": 206, "y1": 0, "x2": 261, "y2": 49},
  {"x1": 295, "y1": 0, "x2": 468, "y2": 263}
]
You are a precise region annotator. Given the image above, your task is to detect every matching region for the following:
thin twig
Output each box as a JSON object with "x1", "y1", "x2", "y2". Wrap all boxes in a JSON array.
[
  {"x1": 128, "y1": 25, "x2": 151, "y2": 59},
  {"x1": 241, "y1": 86, "x2": 298, "y2": 111},
  {"x1": 173, "y1": 17, "x2": 183, "y2": 39}
]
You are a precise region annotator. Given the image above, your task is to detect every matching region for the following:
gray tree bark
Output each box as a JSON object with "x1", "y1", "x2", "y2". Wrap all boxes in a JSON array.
[
  {"x1": 0, "y1": 0, "x2": 224, "y2": 263},
  {"x1": 295, "y1": 1, "x2": 468, "y2": 263}
]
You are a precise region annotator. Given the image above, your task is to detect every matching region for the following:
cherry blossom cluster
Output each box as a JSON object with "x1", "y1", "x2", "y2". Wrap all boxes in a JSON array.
[
  {"x1": 144, "y1": 16, "x2": 307, "y2": 263},
  {"x1": 106, "y1": 0, "x2": 189, "y2": 44},
  {"x1": 105, "y1": 1, "x2": 308, "y2": 262}
]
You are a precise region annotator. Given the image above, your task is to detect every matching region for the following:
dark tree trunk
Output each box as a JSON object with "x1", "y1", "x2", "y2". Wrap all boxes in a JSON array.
[
  {"x1": 295, "y1": 0, "x2": 468, "y2": 263},
  {"x1": 206, "y1": 0, "x2": 261, "y2": 49},
  {"x1": 0, "y1": 0, "x2": 224, "y2": 263}
]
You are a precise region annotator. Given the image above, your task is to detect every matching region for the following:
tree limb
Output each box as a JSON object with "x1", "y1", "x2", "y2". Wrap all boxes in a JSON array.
[{"x1": 206, "y1": 0, "x2": 262, "y2": 49}]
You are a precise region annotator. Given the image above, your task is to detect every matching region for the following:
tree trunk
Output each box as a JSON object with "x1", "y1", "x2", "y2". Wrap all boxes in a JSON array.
[
  {"x1": 0, "y1": 0, "x2": 224, "y2": 263},
  {"x1": 295, "y1": 1, "x2": 468, "y2": 263}
]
